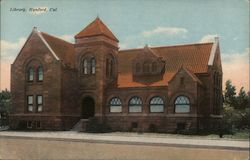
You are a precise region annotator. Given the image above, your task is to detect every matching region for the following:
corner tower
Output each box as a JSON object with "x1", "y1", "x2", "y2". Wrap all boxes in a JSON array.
[{"x1": 74, "y1": 17, "x2": 119, "y2": 118}]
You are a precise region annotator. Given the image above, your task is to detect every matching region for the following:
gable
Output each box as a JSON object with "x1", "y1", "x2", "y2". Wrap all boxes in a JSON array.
[
  {"x1": 12, "y1": 27, "x2": 76, "y2": 69},
  {"x1": 169, "y1": 67, "x2": 203, "y2": 86},
  {"x1": 12, "y1": 28, "x2": 59, "y2": 66}
]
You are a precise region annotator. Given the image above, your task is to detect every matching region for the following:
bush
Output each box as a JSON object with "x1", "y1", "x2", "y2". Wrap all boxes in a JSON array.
[{"x1": 221, "y1": 105, "x2": 250, "y2": 134}]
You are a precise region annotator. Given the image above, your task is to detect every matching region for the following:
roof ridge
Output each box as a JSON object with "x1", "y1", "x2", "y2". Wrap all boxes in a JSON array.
[
  {"x1": 41, "y1": 32, "x2": 73, "y2": 45},
  {"x1": 97, "y1": 18, "x2": 104, "y2": 33},
  {"x1": 119, "y1": 42, "x2": 213, "y2": 52}
]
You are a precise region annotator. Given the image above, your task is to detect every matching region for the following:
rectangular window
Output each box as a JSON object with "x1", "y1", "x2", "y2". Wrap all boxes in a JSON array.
[
  {"x1": 37, "y1": 67, "x2": 43, "y2": 81},
  {"x1": 110, "y1": 106, "x2": 122, "y2": 113},
  {"x1": 129, "y1": 106, "x2": 142, "y2": 113},
  {"x1": 150, "y1": 105, "x2": 164, "y2": 113},
  {"x1": 175, "y1": 105, "x2": 190, "y2": 113},
  {"x1": 27, "y1": 95, "x2": 33, "y2": 112},
  {"x1": 37, "y1": 95, "x2": 43, "y2": 112},
  {"x1": 36, "y1": 121, "x2": 41, "y2": 129},
  {"x1": 27, "y1": 121, "x2": 32, "y2": 129}
]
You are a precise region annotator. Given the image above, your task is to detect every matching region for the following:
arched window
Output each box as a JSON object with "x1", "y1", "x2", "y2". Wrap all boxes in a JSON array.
[
  {"x1": 143, "y1": 62, "x2": 150, "y2": 73},
  {"x1": 109, "y1": 97, "x2": 122, "y2": 113},
  {"x1": 152, "y1": 62, "x2": 157, "y2": 72},
  {"x1": 27, "y1": 67, "x2": 34, "y2": 81},
  {"x1": 106, "y1": 59, "x2": 110, "y2": 77},
  {"x1": 136, "y1": 63, "x2": 141, "y2": 73},
  {"x1": 83, "y1": 59, "x2": 88, "y2": 74},
  {"x1": 110, "y1": 60, "x2": 114, "y2": 77},
  {"x1": 129, "y1": 96, "x2": 142, "y2": 113},
  {"x1": 91, "y1": 58, "x2": 96, "y2": 74},
  {"x1": 150, "y1": 96, "x2": 164, "y2": 113},
  {"x1": 106, "y1": 57, "x2": 114, "y2": 78},
  {"x1": 175, "y1": 96, "x2": 190, "y2": 113},
  {"x1": 37, "y1": 66, "x2": 43, "y2": 81}
]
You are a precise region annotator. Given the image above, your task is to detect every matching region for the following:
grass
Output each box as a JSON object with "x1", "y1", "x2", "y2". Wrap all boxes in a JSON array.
[
  {"x1": 222, "y1": 129, "x2": 250, "y2": 140},
  {"x1": 102, "y1": 129, "x2": 250, "y2": 141}
]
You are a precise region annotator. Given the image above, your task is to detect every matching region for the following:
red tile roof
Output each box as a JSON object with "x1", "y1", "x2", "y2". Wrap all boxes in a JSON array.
[
  {"x1": 41, "y1": 32, "x2": 75, "y2": 68},
  {"x1": 75, "y1": 17, "x2": 119, "y2": 42},
  {"x1": 117, "y1": 43, "x2": 213, "y2": 88},
  {"x1": 39, "y1": 29, "x2": 213, "y2": 88}
]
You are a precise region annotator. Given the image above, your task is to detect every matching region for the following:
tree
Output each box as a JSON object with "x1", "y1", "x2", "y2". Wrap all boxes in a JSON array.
[
  {"x1": 0, "y1": 89, "x2": 11, "y2": 126},
  {"x1": 0, "y1": 89, "x2": 11, "y2": 112},
  {"x1": 224, "y1": 80, "x2": 236, "y2": 107},
  {"x1": 235, "y1": 87, "x2": 248, "y2": 109}
]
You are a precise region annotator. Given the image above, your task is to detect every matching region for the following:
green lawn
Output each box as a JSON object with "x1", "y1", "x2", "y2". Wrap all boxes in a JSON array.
[{"x1": 104, "y1": 130, "x2": 250, "y2": 141}]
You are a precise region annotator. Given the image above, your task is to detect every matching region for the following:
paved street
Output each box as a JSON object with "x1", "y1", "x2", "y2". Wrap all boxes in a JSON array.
[{"x1": 0, "y1": 131, "x2": 249, "y2": 160}]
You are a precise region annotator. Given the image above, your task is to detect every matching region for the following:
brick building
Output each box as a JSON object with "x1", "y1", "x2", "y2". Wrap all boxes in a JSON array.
[{"x1": 10, "y1": 17, "x2": 222, "y2": 132}]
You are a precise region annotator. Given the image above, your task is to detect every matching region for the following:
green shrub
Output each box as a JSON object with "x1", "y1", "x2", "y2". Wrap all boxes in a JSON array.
[{"x1": 221, "y1": 105, "x2": 250, "y2": 134}]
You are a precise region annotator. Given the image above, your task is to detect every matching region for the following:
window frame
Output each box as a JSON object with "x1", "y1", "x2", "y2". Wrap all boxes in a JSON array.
[
  {"x1": 152, "y1": 62, "x2": 157, "y2": 72},
  {"x1": 136, "y1": 63, "x2": 141, "y2": 73},
  {"x1": 149, "y1": 96, "x2": 164, "y2": 113},
  {"x1": 109, "y1": 97, "x2": 122, "y2": 113},
  {"x1": 91, "y1": 58, "x2": 96, "y2": 74},
  {"x1": 27, "y1": 121, "x2": 32, "y2": 129},
  {"x1": 128, "y1": 96, "x2": 143, "y2": 113},
  {"x1": 36, "y1": 121, "x2": 41, "y2": 129},
  {"x1": 37, "y1": 95, "x2": 43, "y2": 112},
  {"x1": 143, "y1": 62, "x2": 150, "y2": 73},
  {"x1": 174, "y1": 95, "x2": 191, "y2": 113},
  {"x1": 37, "y1": 66, "x2": 43, "y2": 82},
  {"x1": 27, "y1": 67, "x2": 34, "y2": 82},
  {"x1": 110, "y1": 60, "x2": 114, "y2": 77},
  {"x1": 27, "y1": 95, "x2": 34, "y2": 112},
  {"x1": 83, "y1": 59, "x2": 88, "y2": 74}
]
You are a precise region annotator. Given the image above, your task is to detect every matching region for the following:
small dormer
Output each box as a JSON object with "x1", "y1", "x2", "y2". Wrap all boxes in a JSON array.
[{"x1": 133, "y1": 45, "x2": 165, "y2": 77}]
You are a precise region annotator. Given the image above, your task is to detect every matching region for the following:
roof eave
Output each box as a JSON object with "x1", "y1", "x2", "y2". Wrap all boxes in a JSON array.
[
  {"x1": 75, "y1": 33, "x2": 119, "y2": 42},
  {"x1": 35, "y1": 28, "x2": 60, "y2": 60}
]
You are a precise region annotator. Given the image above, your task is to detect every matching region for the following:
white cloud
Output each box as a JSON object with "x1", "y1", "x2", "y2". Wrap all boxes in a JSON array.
[
  {"x1": 57, "y1": 34, "x2": 74, "y2": 43},
  {"x1": 222, "y1": 48, "x2": 249, "y2": 92},
  {"x1": 199, "y1": 34, "x2": 218, "y2": 43},
  {"x1": 142, "y1": 27, "x2": 188, "y2": 37},
  {"x1": 28, "y1": 7, "x2": 49, "y2": 15},
  {"x1": 0, "y1": 38, "x2": 27, "y2": 90},
  {"x1": 1, "y1": 38, "x2": 26, "y2": 62}
]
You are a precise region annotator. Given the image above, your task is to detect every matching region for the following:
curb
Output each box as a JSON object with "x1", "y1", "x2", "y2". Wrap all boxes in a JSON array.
[{"x1": 0, "y1": 135, "x2": 249, "y2": 151}]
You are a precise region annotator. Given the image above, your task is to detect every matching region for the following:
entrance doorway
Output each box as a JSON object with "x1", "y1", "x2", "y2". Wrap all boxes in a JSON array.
[{"x1": 81, "y1": 97, "x2": 95, "y2": 119}]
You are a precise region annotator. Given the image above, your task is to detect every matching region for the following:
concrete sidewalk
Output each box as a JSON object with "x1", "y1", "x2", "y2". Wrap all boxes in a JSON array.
[{"x1": 0, "y1": 131, "x2": 249, "y2": 151}]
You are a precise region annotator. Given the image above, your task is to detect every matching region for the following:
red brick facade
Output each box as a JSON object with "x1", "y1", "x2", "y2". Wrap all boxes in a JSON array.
[{"x1": 10, "y1": 17, "x2": 222, "y2": 132}]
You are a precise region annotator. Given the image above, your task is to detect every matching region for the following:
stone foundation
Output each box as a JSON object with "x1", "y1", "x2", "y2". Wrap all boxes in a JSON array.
[{"x1": 9, "y1": 115, "x2": 80, "y2": 130}]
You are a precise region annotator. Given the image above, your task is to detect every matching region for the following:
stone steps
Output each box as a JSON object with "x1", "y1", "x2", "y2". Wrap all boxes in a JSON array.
[{"x1": 71, "y1": 119, "x2": 89, "y2": 131}]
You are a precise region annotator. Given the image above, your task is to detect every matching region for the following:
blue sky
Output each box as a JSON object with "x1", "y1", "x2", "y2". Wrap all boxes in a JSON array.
[{"x1": 0, "y1": 0, "x2": 249, "y2": 91}]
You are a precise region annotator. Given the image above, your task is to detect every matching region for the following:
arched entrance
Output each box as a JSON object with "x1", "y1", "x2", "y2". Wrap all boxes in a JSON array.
[{"x1": 81, "y1": 97, "x2": 95, "y2": 119}]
